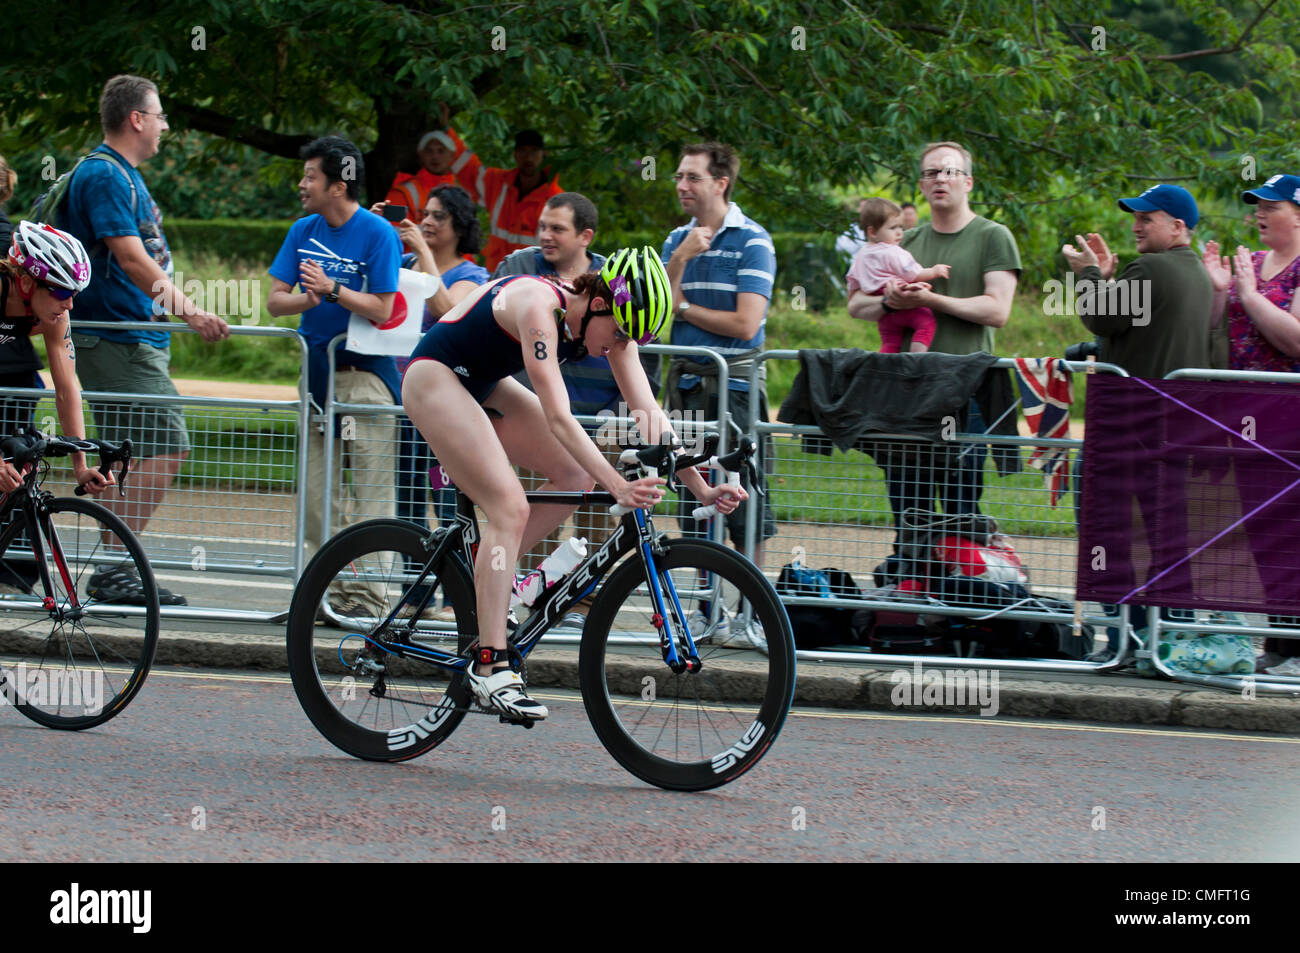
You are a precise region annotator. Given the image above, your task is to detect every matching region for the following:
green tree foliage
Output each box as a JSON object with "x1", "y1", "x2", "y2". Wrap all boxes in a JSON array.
[{"x1": 1, "y1": 0, "x2": 1296, "y2": 285}]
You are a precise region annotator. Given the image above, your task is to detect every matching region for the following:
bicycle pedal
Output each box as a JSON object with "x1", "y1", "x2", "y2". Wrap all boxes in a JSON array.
[{"x1": 498, "y1": 714, "x2": 535, "y2": 729}]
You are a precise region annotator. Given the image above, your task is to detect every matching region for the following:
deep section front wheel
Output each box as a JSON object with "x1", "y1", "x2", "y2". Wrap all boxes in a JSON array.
[
  {"x1": 578, "y1": 538, "x2": 795, "y2": 791},
  {"x1": 0, "y1": 496, "x2": 160, "y2": 730},
  {"x1": 286, "y1": 519, "x2": 476, "y2": 762}
]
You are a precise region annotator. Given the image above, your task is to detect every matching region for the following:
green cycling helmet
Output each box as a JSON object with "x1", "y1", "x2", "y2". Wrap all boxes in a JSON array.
[{"x1": 599, "y1": 246, "x2": 672, "y2": 345}]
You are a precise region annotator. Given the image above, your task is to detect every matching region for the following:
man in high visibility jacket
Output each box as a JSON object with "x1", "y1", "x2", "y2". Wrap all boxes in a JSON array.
[
  {"x1": 384, "y1": 128, "x2": 473, "y2": 218},
  {"x1": 457, "y1": 128, "x2": 562, "y2": 271}
]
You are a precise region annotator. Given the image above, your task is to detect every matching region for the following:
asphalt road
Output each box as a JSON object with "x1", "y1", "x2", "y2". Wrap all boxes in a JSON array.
[{"x1": 1, "y1": 664, "x2": 1297, "y2": 863}]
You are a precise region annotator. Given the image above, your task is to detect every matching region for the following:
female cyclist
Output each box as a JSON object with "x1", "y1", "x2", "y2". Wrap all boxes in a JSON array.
[
  {"x1": 402, "y1": 247, "x2": 746, "y2": 719},
  {"x1": 0, "y1": 221, "x2": 110, "y2": 497}
]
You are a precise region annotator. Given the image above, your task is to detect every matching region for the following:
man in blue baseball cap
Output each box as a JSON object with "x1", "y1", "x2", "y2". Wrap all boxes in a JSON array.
[
  {"x1": 1061, "y1": 182, "x2": 1212, "y2": 661},
  {"x1": 1060, "y1": 182, "x2": 1210, "y2": 379}
]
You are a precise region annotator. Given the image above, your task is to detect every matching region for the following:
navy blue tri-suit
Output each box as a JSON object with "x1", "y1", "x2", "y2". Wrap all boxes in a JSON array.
[{"x1": 405, "y1": 275, "x2": 582, "y2": 402}]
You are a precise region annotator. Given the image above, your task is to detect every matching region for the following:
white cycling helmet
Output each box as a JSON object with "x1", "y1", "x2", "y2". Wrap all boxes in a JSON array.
[{"x1": 8, "y1": 221, "x2": 92, "y2": 292}]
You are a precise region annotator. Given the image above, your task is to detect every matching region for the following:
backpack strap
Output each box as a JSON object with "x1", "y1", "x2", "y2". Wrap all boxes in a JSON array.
[{"x1": 72, "y1": 151, "x2": 139, "y2": 262}]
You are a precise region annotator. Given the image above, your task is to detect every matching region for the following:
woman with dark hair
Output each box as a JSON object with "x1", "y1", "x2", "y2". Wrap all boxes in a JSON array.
[
  {"x1": 374, "y1": 186, "x2": 490, "y2": 562},
  {"x1": 374, "y1": 184, "x2": 487, "y2": 322}
]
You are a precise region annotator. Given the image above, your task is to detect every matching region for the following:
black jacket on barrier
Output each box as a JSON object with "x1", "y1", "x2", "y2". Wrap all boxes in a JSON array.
[{"x1": 776, "y1": 349, "x2": 999, "y2": 444}]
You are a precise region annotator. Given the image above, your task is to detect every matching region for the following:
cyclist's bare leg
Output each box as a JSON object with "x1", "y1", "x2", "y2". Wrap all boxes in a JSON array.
[
  {"x1": 403, "y1": 365, "x2": 567, "y2": 671},
  {"x1": 483, "y1": 377, "x2": 592, "y2": 553}
]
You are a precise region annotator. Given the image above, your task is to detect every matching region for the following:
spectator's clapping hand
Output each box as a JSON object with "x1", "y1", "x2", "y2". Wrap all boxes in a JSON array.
[
  {"x1": 1201, "y1": 241, "x2": 1232, "y2": 293},
  {"x1": 1233, "y1": 245, "x2": 1258, "y2": 299},
  {"x1": 1084, "y1": 233, "x2": 1118, "y2": 278},
  {"x1": 1061, "y1": 234, "x2": 1100, "y2": 274},
  {"x1": 300, "y1": 260, "x2": 332, "y2": 298}
]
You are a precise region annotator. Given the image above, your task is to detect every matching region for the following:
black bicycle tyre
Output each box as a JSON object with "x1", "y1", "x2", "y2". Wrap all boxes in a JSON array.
[
  {"x1": 0, "y1": 496, "x2": 160, "y2": 730},
  {"x1": 578, "y1": 538, "x2": 796, "y2": 791},
  {"x1": 286, "y1": 519, "x2": 476, "y2": 762}
]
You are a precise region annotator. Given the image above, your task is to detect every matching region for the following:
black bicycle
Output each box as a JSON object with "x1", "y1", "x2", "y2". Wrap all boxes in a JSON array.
[
  {"x1": 0, "y1": 432, "x2": 157, "y2": 730},
  {"x1": 286, "y1": 435, "x2": 796, "y2": 791}
]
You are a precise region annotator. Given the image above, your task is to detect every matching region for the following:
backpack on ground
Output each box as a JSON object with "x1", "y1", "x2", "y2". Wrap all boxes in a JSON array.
[{"x1": 776, "y1": 563, "x2": 863, "y2": 649}]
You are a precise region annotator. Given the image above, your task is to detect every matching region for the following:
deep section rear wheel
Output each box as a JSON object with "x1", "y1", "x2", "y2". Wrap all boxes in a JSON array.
[
  {"x1": 579, "y1": 538, "x2": 795, "y2": 791},
  {"x1": 286, "y1": 519, "x2": 475, "y2": 762},
  {"x1": 0, "y1": 496, "x2": 159, "y2": 729}
]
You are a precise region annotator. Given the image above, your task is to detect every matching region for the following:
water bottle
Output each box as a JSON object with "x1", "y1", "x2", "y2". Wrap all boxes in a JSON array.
[{"x1": 510, "y1": 537, "x2": 588, "y2": 608}]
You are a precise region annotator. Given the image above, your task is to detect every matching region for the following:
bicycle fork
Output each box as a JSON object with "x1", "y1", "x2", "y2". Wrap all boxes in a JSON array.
[
  {"x1": 633, "y1": 511, "x2": 701, "y2": 675},
  {"x1": 29, "y1": 503, "x2": 80, "y2": 621}
]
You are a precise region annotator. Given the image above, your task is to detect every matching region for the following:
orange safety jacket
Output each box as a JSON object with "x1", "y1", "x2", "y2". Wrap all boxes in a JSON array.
[
  {"x1": 384, "y1": 128, "x2": 473, "y2": 214},
  {"x1": 457, "y1": 158, "x2": 562, "y2": 272}
]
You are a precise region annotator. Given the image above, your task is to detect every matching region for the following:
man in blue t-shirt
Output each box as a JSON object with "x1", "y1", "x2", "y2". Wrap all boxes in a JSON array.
[
  {"x1": 268, "y1": 136, "x2": 402, "y2": 619},
  {"x1": 57, "y1": 74, "x2": 232, "y2": 607}
]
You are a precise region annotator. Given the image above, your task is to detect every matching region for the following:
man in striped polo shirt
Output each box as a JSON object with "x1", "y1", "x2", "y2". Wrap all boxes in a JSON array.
[{"x1": 662, "y1": 143, "x2": 778, "y2": 649}]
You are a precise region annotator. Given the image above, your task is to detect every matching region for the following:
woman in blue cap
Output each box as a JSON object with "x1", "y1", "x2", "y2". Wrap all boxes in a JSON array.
[
  {"x1": 1202, "y1": 174, "x2": 1300, "y2": 676},
  {"x1": 1202, "y1": 174, "x2": 1300, "y2": 373}
]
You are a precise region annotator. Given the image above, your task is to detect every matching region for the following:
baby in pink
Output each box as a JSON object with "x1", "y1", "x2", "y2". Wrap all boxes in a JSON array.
[{"x1": 845, "y1": 198, "x2": 950, "y2": 352}]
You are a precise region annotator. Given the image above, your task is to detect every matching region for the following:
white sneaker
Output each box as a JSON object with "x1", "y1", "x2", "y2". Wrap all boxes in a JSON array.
[
  {"x1": 465, "y1": 665, "x2": 548, "y2": 720},
  {"x1": 1265, "y1": 657, "x2": 1300, "y2": 677},
  {"x1": 687, "y1": 608, "x2": 730, "y2": 643},
  {"x1": 716, "y1": 617, "x2": 768, "y2": 654}
]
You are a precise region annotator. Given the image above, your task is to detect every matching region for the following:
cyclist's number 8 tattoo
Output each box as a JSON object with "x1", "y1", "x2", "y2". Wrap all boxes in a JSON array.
[{"x1": 534, "y1": 340, "x2": 547, "y2": 361}]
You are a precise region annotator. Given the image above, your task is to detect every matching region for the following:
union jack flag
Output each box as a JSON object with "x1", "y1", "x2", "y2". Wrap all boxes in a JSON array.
[{"x1": 1013, "y1": 358, "x2": 1075, "y2": 506}]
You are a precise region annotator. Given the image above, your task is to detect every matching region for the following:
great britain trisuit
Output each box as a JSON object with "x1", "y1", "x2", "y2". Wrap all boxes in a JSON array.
[{"x1": 406, "y1": 274, "x2": 583, "y2": 402}]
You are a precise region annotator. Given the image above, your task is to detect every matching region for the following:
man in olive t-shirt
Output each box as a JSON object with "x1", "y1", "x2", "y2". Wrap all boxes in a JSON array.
[{"x1": 847, "y1": 141, "x2": 1020, "y2": 524}]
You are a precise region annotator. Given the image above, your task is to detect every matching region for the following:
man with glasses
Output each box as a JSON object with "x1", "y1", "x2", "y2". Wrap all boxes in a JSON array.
[
  {"x1": 848, "y1": 141, "x2": 1020, "y2": 527},
  {"x1": 661, "y1": 143, "x2": 777, "y2": 650},
  {"x1": 58, "y1": 74, "x2": 231, "y2": 606}
]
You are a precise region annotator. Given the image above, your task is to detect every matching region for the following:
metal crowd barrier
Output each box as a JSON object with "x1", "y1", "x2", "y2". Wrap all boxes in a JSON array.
[
  {"x1": 1, "y1": 321, "x2": 309, "y2": 623},
  {"x1": 1139, "y1": 368, "x2": 1300, "y2": 694},
  {"x1": 743, "y1": 350, "x2": 1137, "y2": 674}
]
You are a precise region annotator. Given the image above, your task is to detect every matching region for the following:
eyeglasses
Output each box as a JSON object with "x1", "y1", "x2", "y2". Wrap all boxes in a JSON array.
[
  {"x1": 39, "y1": 282, "x2": 76, "y2": 302},
  {"x1": 671, "y1": 173, "x2": 715, "y2": 185},
  {"x1": 135, "y1": 109, "x2": 168, "y2": 122},
  {"x1": 920, "y1": 166, "x2": 968, "y2": 181},
  {"x1": 422, "y1": 209, "x2": 451, "y2": 222}
]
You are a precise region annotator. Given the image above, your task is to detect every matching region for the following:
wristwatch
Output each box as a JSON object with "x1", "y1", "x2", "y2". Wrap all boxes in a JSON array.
[
  {"x1": 880, "y1": 300, "x2": 896, "y2": 314},
  {"x1": 324, "y1": 281, "x2": 341, "y2": 304},
  {"x1": 678, "y1": 299, "x2": 690, "y2": 317}
]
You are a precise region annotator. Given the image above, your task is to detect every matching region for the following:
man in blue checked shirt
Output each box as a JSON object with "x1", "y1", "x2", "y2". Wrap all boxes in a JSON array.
[{"x1": 661, "y1": 143, "x2": 777, "y2": 650}]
